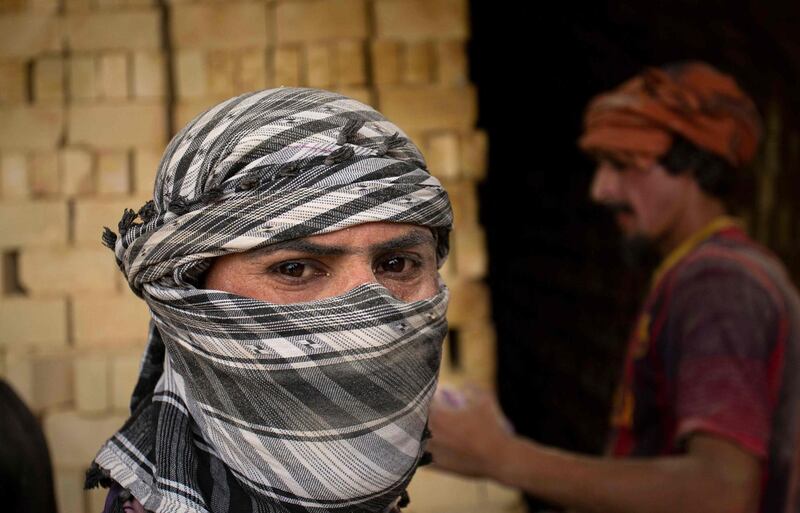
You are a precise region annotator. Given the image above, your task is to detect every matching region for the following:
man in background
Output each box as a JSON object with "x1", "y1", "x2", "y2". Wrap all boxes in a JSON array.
[{"x1": 428, "y1": 62, "x2": 800, "y2": 513}]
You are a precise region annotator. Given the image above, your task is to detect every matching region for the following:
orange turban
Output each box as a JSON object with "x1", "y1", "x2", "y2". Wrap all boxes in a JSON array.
[{"x1": 578, "y1": 61, "x2": 762, "y2": 168}]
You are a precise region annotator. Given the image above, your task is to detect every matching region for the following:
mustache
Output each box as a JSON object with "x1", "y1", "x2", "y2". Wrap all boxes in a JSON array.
[{"x1": 601, "y1": 202, "x2": 634, "y2": 214}]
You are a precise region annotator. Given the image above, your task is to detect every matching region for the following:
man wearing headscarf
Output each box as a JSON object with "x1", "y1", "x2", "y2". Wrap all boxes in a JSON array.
[
  {"x1": 85, "y1": 87, "x2": 453, "y2": 513},
  {"x1": 427, "y1": 62, "x2": 800, "y2": 513}
]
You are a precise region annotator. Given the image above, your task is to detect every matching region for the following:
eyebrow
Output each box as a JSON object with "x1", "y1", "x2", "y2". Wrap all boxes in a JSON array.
[{"x1": 245, "y1": 228, "x2": 435, "y2": 260}]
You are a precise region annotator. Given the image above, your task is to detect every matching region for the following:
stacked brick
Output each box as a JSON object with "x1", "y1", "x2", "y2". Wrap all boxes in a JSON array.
[{"x1": 0, "y1": 1, "x2": 511, "y2": 512}]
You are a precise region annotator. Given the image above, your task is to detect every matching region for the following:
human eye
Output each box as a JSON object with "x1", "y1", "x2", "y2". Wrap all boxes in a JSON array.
[
  {"x1": 374, "y1": 254, "x2": 422, "y2": 279},
  {"x1": 268, "y1": 260, "x2": 329, "y2": 283}
]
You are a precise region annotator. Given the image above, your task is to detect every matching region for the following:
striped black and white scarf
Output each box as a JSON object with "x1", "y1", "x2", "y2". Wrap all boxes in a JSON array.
[{"x1": 88, "y1": 88, "x2": 453, "y2": 513}]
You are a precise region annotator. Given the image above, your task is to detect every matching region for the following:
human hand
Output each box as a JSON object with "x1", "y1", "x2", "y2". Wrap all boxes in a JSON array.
[{"x1": 426, "y1": 385, "x2": 515, "y2": 480}]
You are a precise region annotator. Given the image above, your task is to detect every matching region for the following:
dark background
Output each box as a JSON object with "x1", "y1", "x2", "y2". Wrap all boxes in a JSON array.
[{"x1": 468, "y1": 1, "x2": 800, "y2": 510}]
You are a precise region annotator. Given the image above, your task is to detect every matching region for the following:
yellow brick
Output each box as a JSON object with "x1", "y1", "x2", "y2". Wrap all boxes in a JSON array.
[
  {"x1": 96, "y1": 150, "x2": 131, "y2": 196},
  {"x1": 436, "y1": 40, "x2": 468, "y2": 86},
  {"x1": 44, "y1": 409, "x2": 127, "y2": 468},
  {"x1": 53, "y1": 469, "x2": 86, "y2": 513},
  {"x1": 330, "y1": 86, "x2": 372, "y2": 107},
  {"x1": 171, "y1": 2, "x2": 268, "y2": 49},
  {"x1": 1, "y1": 152, "x2": 30, "y2": 199},
  {"x1": 276, "y1": 0, "x2": 368, "y2": 44},
  {"x1": 0, "y1": 15, "x2": 62, "y2": 59},
  {"x1": 30, "y1": 0, "x2": 60, "y2": 14},
  {"x1": 4, "y1": 350, "x2": 73, "y2": 411},
  {"x1": 0, "y1": 297, "x2": 68, "y2": 348},
  {"x1": 427, "y1": 133, "x2": 460, "y2": 180},
  {"x1": 68, "y1": 102, "x2": 167, "y2": 149},
  {"x1": 403, "y1": 41, "x2": 433, "y2": 85},
  {"x1": 237, "y1": 49, "x2": 267, "y2": 92},
  {"x1": 175, "y1": 50, "x2": 207, "y2": 99},
  {"x1": 74, "y1": 355, "x2": 109, "y2": 413},
  {"x1": 447, "y1": 280, "x2": 490, "y2": 328},
  {"x1": 460, "y1": 130, "x2": 487, "y2": 180},
  {"x1": 61, "y1": 147, "x2": 95, "y2": 196},
  {"x1": 64, "y1": 0, "x2": 91, "y2": 11},
  {"x1": 274, "y1": 46, "x2": 302, "y2": 87},
  {"x1": 19, "y1": 247, "x2": 118, "y2": 294},
  {"x1": 33, "y1": 56, "x2": 64, "y2": 103},
  {"x1": 378, "y1": 86, "x2": 477, "y2": 132},
  {"x1": 132, "y1": 51, "x2": 165, "y2": 98},
  {"x1": 306, "y1": 43, "x2": 332, "y2": 88},
  {"x1": 98, "y1": 52, "x2": 130, "y2": 100},
  {"x1": 370, "y1": 40, "x2": 401, "y2": 85},
  {"x1": 207, "y1": 50, "x2": 236, "y2": 97},
  {"x1": 453, "y1": 225, "x2": 487, "y2": 280},
  {"x1": 133, "y1": 149, "x2": 160, "y2": 196},
  {"x1": 68, "y1": 55, "x2": 97, "y2": 101},
  {"x1": 444, "y1": 179, "x2": 479, "y2": 229},
  {"x1": 72, "y1": 294, "x2": 151, "y2": 347},
  {"x1": 0, "y1": 200, "x2": 68, "y2": 248},
  {"x1": 29, "y1": 151, "x2": 61, "y2": 197},
  {"x1": 66, "y1": 9, "x2": 161, "y2": 51},
  {"x1": 375, "y1": 0, "x2": 469, "y2": 40},
  {"x1": 0, "y1": 60, "x2": 28, "y2": 104},
  {"x1": 110, "y1": 353, "x2": 140, "y2": 411},
  {"x1": 332, "y1": 40, "x2": 365, "y2": 86},
  {"x1": 0, "y1": 106, "x2": 64, "y2": 150},
  {"x1": 173, "y1": 98, "x2": 228, "y2": 130},
  {"x1": 73, "y1": 197, "x2": 146, "y2": 245}
]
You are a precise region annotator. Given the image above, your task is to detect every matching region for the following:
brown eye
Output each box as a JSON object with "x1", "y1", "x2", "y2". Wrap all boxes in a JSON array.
[
  {"x1": 379, "y1": 257, "x2": 407, "y2": 274},
  {"x1": 276, "y1": 262, "x2": 306, "y2": 277}
]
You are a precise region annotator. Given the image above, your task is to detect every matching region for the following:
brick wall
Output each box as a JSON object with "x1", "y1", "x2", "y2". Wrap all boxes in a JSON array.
[{"x1": 0, "y1": 1, "x2": 519, "y2": 511}]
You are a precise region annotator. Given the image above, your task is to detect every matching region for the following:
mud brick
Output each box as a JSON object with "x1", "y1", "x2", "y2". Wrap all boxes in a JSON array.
[
  {"x1": 68, "y1": 55, "x2": 98, "y2": 101},
  {"x1": 403, "y1": 41, "x2": 433, "y2": 85},
  {"x1": 29, "y1": 151, "x2": 61, "y2": 197},
  {"x1": 132, "y1": 149, "x2": 160, "y2": 196},
  {"x1": 3, "y1": 350, "x2": 73, "y2": 412},
  {"x1": 173, "y1": 97, "x2": 229, "y2": 130},
  {"x1": 442, "y1": 179, "x2": 478, "y2": 229},
  {"x1": 132, "y1": 51, "x2": 165, "y2": 98},
  {"x1": 98, "y1": 52, "x2": 130, "y2": 100},
  {"x1": 460, "y1": 129, "x2": 487, "y2": 180},
  {"x1": 0, "y1": 15, "x2": 62, "y2": 58},
  {"x1": 175, "y1": 50, "x2": 207, "y2": 99},
  {"x1": 370, "y1": 40, "x2": 401, "y2": 85},
  {"x1": 453, "y1": 225, "x2": 487, "y2": 279},
  {"x1": 275, "y1": 0, "x2": 368, "y2": 44},
  {"x1": 274, "y1": 46, "x2": 302, "y2": 87},
  {"x1": 66, "y1": 9, "x2": 161, "y2": 51},
  {"x1": 207, "y1": 50, "x2": 236, "y2": 97},
  {"x1": 19, "y1": 247, "x2": 117, "y2": 294},
  {"x1": 110, "y1": 352, "x2": 140, "y2": 411},
  {"x1": 237, "y1": 49, "x2": 267, "y2": 92},
  {"x1": 86, "y1": 488, "x2": 109, "y2": 513},
  {"x1": 459, "y1": 321, "x2": 496, "y2": 387},
  {"x1": 53, "y1": 469, "x2": 85, "y2": 513},
  {"x1": 0, "y1": 60, "x2": 28, "y2": 104},
  {"x1": 29, "y1": 0, "x2": 60, "y2": 13},
  {"x1": 332, "y1": 40, "x2": 365, "y2": 86},
  {"x1": 0, "y1": 106, "x2": 64, "y2": 150},
  {"x1": 43, "y1": 409, "x2": 127, "y2": 468},
  {"x1": 72, "y1": 293, "x2": 151, "y2": 347},
  {"x1": 171, "y1": 2, "x2": 268, "y2": 49},
  {"x1": 68, "y1": 102, "x2": 167, "y2": 149},
  {"x1": 0, "y1": 152, "x2": 29, "y2": 199},
  {"x1": 426, "y1": 132, "x2": 460, "y2": 180},
  {"x1": 378, "y1": 86, "x2": 477, "y2": 132},
  {"x1": 375, "y1": 0, "x2": 469, "y2": 40},
  {"x1": 0, "y1": 297, "x2": 68, "y2": 349},
  {"x1": 0, "y1": 200, "x2": 68, "y2": 248},
  {"x1": 73, "y1": 197, "x2": 147, "y2": 245},
  {"x1": 330, "y1": 86, "x2": 372, "y2": 107},
  {"x1": 96, "y1": 150, "x2": 131, "y2": 196},
  {"x1": 33, "y1": 56, "x2": 64, "y2": 103},
  {"x1": 447, "y1": 280, "x2": 490, "y2": 328},
  {"x1": 436, "y1": 40, "x2": 468, "y2": 86},
  {"x1": 60, "y1": 147, "x2": 95, "y2": 196},
  {"x1": 306, "y1": 43, "x2": 332, "y2": 88},
  {"x1": 74, "y1": 354, "x2": 109, "y2": 413}
]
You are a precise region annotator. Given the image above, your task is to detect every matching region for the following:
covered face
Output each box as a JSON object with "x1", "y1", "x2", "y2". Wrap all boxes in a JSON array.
[{"x1": 90, "y1": 88, "x2": 453, "y2": 513}]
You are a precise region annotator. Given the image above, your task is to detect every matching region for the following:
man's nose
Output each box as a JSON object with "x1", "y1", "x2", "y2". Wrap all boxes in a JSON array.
[{"x1": 589, "y1": 162, "x2": 621, "y2": 204}]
